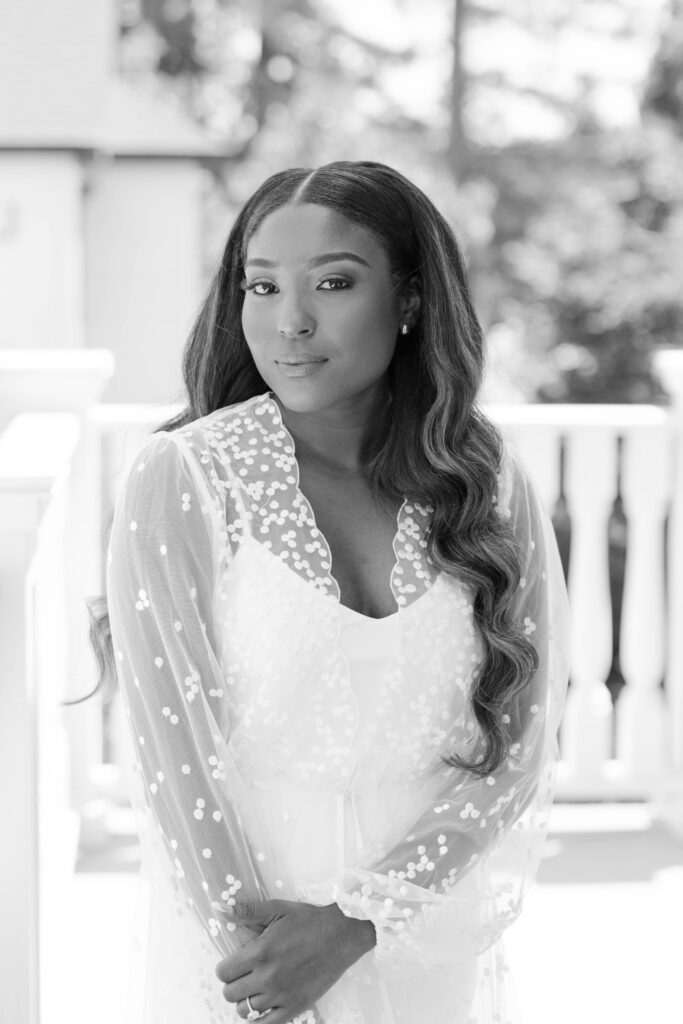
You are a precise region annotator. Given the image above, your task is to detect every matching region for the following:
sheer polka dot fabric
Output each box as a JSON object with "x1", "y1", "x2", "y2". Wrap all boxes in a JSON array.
[{"x1": 107, "y1": 393, "x2": 571, "y2": 1024}]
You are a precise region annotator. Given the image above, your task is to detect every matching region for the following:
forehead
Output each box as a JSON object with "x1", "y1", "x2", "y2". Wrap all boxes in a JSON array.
[{"x1": 245, "y1": 203, "x2": 387, "y2": 266}]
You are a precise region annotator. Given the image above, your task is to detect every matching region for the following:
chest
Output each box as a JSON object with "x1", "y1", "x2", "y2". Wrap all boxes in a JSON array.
[
  {"x1": 295, "y1": 466, "x2": 402, "y2": 619},
  {"x1": 217, "y1": 537, "x2": 482, "y2": 787}
]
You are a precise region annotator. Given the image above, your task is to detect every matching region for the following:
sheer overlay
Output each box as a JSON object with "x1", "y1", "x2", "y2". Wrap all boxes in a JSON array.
[{"x1": 106, "y1": 393, "x2": 571, "y2": 1024}]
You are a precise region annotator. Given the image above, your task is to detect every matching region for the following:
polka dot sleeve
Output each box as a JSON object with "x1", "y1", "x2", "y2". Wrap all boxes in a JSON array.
[
  {"x1": 105, "y1": 431, "x2": 270, "y2": 959},
  {"x1": 296, "y1": 447, "x2": 572, "y2": 970}
]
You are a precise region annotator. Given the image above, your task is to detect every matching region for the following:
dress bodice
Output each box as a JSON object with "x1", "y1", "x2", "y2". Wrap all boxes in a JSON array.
[{"x1": 337, "y1": 605, "x2": 400, "y2": 747}]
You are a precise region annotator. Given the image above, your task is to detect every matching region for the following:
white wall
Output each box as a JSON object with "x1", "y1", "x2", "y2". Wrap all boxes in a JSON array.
[
  {"x1": 0, "y1": 0, "x2": 113, "y2": 145},
  {"x1": 85, "y1": 159, "x2": 206, "y2": 404},
  {"x1": 0, "y1": 153, "x2": 85, "y2": 350}
]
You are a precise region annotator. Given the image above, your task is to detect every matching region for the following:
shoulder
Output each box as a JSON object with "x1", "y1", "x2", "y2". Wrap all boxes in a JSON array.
[
  {"x1": 172, "y1": 392, "x2": 277, "y2": 456},
  {"x1": 120, "y1": 425, "x2": 228, "y2": 539},
  {"x1": 120, "y1": 432, "x2": 191, "y2": 504},
  {"x1": 175, "y1": 392, "x2": 273, "y2": 440},
  {"x1": 131, "y1": 392, "x2": 274, "y2": 471}
]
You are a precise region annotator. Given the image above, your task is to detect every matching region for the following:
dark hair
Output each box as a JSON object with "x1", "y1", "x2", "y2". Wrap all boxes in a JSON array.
[{"x1": 75, "y1": 160, "x2": 538, "y2": 777}]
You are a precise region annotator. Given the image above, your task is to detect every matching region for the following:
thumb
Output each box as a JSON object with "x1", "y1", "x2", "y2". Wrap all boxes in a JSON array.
[{"x1": 212, "y1": 898, "x2": 282, "y2": 925}]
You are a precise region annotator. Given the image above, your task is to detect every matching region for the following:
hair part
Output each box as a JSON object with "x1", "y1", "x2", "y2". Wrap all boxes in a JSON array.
[{"x1": 77, "y1": 160, "x2": 538, "y2": 777}]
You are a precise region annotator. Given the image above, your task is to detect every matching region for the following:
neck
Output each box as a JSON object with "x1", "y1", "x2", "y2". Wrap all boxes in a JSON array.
[{"x1": 273, "y1": 383, "x2": 390, "y2": 475}]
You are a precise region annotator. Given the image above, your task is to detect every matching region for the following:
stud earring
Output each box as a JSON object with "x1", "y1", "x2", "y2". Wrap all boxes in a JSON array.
[{"x1": 400, "y1": 323, "x2": 409, "y2": 335}]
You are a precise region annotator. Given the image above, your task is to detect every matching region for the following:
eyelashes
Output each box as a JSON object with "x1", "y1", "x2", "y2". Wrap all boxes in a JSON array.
[
  {"x1": 242, "y1": 281, "x2": 275, "y2": 296},
  {"x1": 241, "y1": 275, "x2": 352, "y2": 296},
  {"x1": 318, "y1": 276, "x2": 352, "y2": 291}
]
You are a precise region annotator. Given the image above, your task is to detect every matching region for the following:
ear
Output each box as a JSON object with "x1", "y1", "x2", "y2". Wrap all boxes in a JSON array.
[{"x1": 398, "y1": 275, "x2": 421, "y2": 330}]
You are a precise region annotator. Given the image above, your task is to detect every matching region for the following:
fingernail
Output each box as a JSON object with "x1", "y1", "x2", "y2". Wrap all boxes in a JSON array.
[{"x1": 211, "y1": 901, "x2": 232, "y2": 914}]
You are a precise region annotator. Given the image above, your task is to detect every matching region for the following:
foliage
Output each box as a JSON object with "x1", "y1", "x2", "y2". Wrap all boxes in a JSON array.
[
  {"x1": 116, "y1": 0, "x2": 683, "y2": 404},
  {"x1": 643, "y1": 0, "x2": 683, "y2": 128},
  {"x1": 471, "y1": 122, "x2": 683, "y2": 403}
]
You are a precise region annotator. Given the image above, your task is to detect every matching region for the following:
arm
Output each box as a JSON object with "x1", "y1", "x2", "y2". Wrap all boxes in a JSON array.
[
  {"x1": 296, "y1": 447, "x2": 571, "y2": 969},
  {"x1": 106, "y1": 431, "x2": 270, "y2": 958}
]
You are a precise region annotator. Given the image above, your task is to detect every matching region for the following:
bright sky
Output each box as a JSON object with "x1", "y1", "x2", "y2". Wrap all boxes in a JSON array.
[{"x1": 317, "y1": 0, "x2": 669, "y2": 138}]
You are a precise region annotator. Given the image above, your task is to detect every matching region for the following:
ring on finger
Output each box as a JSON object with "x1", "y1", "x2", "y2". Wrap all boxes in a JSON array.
[{"x1": 244, "y1": 995, "x2": 272, "y2": 1020}]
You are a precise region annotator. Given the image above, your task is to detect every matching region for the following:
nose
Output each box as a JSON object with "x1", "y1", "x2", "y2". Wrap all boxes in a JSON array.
[
  {"x1": 278, "y1": 319, "x2": 313, "y2": 338},
  {"x1": 277, "y1": 292, "x2": 315, "y2": 338}
]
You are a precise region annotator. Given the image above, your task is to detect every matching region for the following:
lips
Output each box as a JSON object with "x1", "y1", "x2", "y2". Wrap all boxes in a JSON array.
[
  {"x1": 275, "y1": 353, "x2": 327, "y2": 365},
  {"x1": 274, "y1": 354, "x2": 328, "y2": 379}
]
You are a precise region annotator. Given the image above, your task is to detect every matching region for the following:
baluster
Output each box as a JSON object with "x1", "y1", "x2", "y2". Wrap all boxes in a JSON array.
[
  {"x1": 562, "y1": 426, "x2": 616, "y2": 792},
  {"x1": 616, "y1": 424, "x2": 669, "y2": 788},
  {"x1": 505, "y1": 424, "x2": 561, "y2": 512}
]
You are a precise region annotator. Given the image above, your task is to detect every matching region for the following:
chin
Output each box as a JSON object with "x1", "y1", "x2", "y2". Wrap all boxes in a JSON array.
[
  {"x1": 269, "y1": 382, "x2": 332, "y2": 415},
  {"x1": 262, "y1": 366, "x2": 388, "y2": 416}
]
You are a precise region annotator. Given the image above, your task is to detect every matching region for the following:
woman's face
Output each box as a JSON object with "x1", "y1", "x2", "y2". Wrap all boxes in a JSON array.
[{"x1": 241, "y1": 203, "x2": 403, "y2": 413}]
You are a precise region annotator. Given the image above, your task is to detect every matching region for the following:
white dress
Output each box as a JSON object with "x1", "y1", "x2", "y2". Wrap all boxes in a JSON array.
[{"x1": 106, "y1": 392, "x2": 571, "y2": 1024}]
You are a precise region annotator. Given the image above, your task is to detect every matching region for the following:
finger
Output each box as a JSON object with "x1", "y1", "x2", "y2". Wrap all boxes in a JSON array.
[
  {"x1": 235, "y1": 994, "x2": 276, "y2": 1020},
  {"x1": 255, "y1": 1008, "x2": 302, "y2": 1024},
  {"x1": 230, "y1": 899, "x2": 283, "y2": 925},
  {"x1": 215, "y1": 950, "x2": 256, "y2": 984},
  {"x1": 212, "y1": 902, "x2": 271, "y2": 939},
  {"x1": 220, "y1": 974, "x2": 258, "y2": 1005},
  {"x1": 238, "y1": 1001, "x2": 316, "y2": 1024},
  {"x1": 218, "y1": 915, "x2": 279, "y2": 980}
]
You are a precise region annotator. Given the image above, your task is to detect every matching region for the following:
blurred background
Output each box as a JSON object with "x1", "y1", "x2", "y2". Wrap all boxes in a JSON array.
[{"x1": 1, "y1": 1, "x2": 683, "y2": 1022}]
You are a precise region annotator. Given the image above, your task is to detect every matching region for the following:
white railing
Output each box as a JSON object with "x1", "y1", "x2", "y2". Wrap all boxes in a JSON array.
[
  {"x1": 497, "y1": 404, "x2": 674, "y2": 799},
  {"x1": 91, "y1": 392, "x2": 683, "y2": 806}
]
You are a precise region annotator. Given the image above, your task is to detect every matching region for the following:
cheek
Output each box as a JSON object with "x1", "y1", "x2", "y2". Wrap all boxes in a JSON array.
[
  {"x1": 241, "y1": 301, "x2": 273, "y2": 365},
  {"x1": 241, "y1": 300, "x2": 262, "y2": 340},
  {"x1": 342, "y1": 297, "x2": 398, "y2": 362}
]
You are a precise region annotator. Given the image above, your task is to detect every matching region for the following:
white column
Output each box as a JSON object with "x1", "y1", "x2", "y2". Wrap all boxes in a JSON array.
[
  {"x1": 562, "y1": 426, "x2": 616, "y2": 793},
  {"x1": 616, "y1": 420, "x2": 669, "y2": 789},
  {"x1": 0, "y1": 413, "x2": 80, "y2": 1024},
  {"x1": 0, "y1": 499, "x2": 41, "y2": 1024}
]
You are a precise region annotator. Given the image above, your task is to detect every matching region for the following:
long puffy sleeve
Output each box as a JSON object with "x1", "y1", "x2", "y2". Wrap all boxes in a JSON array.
[
  {"x1": 106, "y1": 431, "x2": 270, "y2": 959},
  {"x1": 296, "y1": 447, "x2": 571, "y2": 970}
]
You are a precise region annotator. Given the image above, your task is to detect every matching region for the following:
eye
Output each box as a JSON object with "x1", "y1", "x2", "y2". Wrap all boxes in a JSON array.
[
  {"x1": 243, "y1": 280, "x2": 278, "y2": 296},
  {"x1": 318, "y1": 275, "x2": 351, "y2": 291}
]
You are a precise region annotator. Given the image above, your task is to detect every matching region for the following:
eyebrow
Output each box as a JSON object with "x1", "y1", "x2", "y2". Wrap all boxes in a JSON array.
[{"x1": 245, "y1": 251, "x2": 371, "y2": 269}]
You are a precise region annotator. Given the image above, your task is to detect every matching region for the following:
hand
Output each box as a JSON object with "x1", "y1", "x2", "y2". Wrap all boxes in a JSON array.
[{"x1": 214, "y1": 898, "x2": 376, "y2": 1023}]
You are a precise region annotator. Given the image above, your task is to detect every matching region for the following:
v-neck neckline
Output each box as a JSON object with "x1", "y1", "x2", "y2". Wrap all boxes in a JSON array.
[
  {"x1": 339, "y1": 602, "x2": 400, "y2": 625},
  {"x1": 214, "y1": 392, "x2": 441, "y2": 621},
  {"x1": 240, "y1": 534, "x2": 438, "y2": 625},
  {"x1": 264, "y1": 392, "x2": 409, "y2": 622}
]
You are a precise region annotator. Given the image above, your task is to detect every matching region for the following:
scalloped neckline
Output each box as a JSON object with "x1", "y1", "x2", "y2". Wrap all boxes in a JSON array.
[{"x1": 265, "y1": 393, "x2": 407, "y2": 620}]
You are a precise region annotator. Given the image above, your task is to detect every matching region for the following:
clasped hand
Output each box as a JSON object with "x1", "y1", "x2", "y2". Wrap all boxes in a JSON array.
[{"x1": 215, "y1": 898, "x2": 376, "y2": 1023}]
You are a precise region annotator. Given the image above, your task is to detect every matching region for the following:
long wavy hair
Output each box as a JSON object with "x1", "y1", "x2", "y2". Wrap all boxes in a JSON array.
[{"x1": 76, "y1": 160, "x2": 538, "y2": 777}]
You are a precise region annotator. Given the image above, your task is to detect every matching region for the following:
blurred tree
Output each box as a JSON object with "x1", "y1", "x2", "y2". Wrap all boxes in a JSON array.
[
  {"x1": 460, "y1": 0, "x2": 681, "y2": 403},
  {"x1": 119, "y1": 0, "x2": 420, "y2": 159},
  {"x1": 116, "y1": 0, "x2": 682, "y2": 403},
  {"x1": 482, "y1": 126, "x2": 682, "y2": 403},
  {"x1": 643, "y1": 0, "x2": 683, "y2": 129}
]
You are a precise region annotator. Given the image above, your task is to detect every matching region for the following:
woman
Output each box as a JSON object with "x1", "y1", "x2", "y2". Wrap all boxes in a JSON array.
[{"x1": 104, "y1": 160, "x2": 571, "y2": 1024}]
